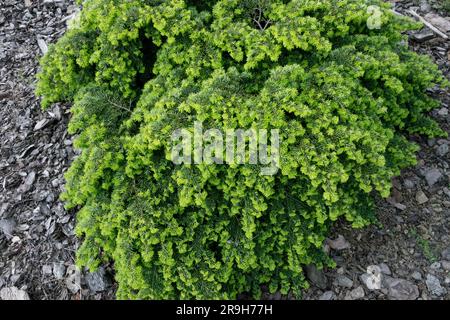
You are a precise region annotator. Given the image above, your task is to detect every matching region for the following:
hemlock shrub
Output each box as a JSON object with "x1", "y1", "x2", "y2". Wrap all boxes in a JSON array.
[{"x1": 37, "y1": 0, "x2": 448, "y2": 299}]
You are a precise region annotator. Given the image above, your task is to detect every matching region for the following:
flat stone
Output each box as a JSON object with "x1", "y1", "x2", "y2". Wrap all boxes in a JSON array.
[
  {"x1": 53, "y1": 263, "x2": 66, "y2": 280},
  {"x1": 0, "y1": 287, "x2": 30, "y2": 300},
  {"x1": 305, "y1": 264, "x2": 327, "y2": 290},
  {"x1": 360, "y1": 265, "x2": 382, "y2": 290},
  {"x1": 345, "y1": 286, "x2": 365, "y2": 300},
  {"x1": 379, "y1": 263, "x2": 392, "y2": 275},
  {"x1": 441, "y1": 261, "x2": 450, "y2": 271},
  {"x1": 85, "y1": 267, "x2": 109, "y2": 292},
  {"x1": 416, "y1": 191, "x2": 429, "y2": 204}
]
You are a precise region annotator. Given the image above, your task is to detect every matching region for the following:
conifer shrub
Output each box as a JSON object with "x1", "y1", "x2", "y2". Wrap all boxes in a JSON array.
[{"x1": 37, "y1": 0, "x2": 448, "y2": 299}]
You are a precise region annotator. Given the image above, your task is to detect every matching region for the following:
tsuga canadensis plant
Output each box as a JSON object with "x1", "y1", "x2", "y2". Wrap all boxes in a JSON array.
[{"x1": 37, "y1": 0, "x2": 448, "y2": 299}]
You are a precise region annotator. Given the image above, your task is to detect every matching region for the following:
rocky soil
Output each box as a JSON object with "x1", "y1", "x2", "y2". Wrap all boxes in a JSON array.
[{"x1": 0, "y1": 0, "x2": 449, "y2": 300}]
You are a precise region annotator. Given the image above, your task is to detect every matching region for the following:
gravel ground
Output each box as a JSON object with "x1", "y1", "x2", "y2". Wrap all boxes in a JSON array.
[{"x1": 0, "y1": 0, "x2": 449, "y2": 300}]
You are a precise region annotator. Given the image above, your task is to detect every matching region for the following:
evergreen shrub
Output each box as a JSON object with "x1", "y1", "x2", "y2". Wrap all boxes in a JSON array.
[{"x1": 37, "y1": 0, "x2": 448, "y2": 299}]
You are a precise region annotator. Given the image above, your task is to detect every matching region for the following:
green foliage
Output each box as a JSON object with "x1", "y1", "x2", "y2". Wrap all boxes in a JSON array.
[{"x1": 37, "y1": 0, "x2": 448, "y2": 299}]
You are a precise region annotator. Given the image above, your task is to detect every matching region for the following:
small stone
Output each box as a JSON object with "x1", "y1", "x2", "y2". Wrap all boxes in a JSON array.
[
  {"x1": 412, "y1": 29, "x2": 435, "y2": 42},
  {"x1": 0, "y1": 218, "x2": 16, "y2": 237},
  {"x1": 85, "y1": 267, "x2": 109, "y2": 292},
  {"x1": 441, "y1": 247, "x2": 450, "y2": 260},
  {"x1": 425, "y1": 274, "x2": 446, "y2": 297},
  {"x1": 436, "y1": 144, "x2": 449, "y2": 157},
  {"x1": 416, "y1": 191, "x2": 429, "y2": 204},
  {"x1": 379, "y1": 263, "x2": 392, "y2": 276},
  {"x1": 335, "y1": 275, "x2": 354, "y2": 288},
  {"x1": 305, "y1": 264, "x2": 327, "y2": 290},
  {"x1": 0, "y1": 287, "x2": 30, "y2": 300},
  {"x1": 419, "y1": 0, "x2": 432, "y2": 13},
  {"x1": 34, "y1": 119, "x2": 49, "y2": 131},
  {"x1": 360, "y1": 265, "x2": 382, "y2": 290},
  {"x1": 42, "y1": 265, "x2": 52, "y2": 275},
  {"x1": 430, "y1": 262, "x2": 441, "y2": 270},
  {"x1": 385, "y1": 278, "x2": 419, "y2": 300},
  {"x1": 411, "y1": 271, "x2": 422, "y2": 281},
  {"x1": 65, "y1": 265, "x2": 81, "y2": 294},
  {"x1": 345, "y1": 286, "x2": 365, "y2": 300},
  {"x1": 53, "y1": 263, "x2": 66, "y2": 280},
  {"x1": 425, "y1": 169, "x2": 442, "y2": 187},
  {"x1": 403, "y1": 179, "x2": 415, "y2": 189},
  {"x1": 441, "y1": 261, "x2": 450, "y2": 271},
  {"x1": 424, "y1": 13, "x2": 450, "y2": 33},
  {"x1": 11, "y1": 236, "x2": 21, "y2": 243},
  {"x1": 318, "y1": 291, "x2": 335, "y2": 300},
  {"x1": 327, "y1": 235, "x2": 350, "y2": 251},
  {"x1": 394, "y1": 203, "x2": 406, "y2": 211},
  {"x1": 37, "y1": 37, "x2": 48, "y2": 55}
]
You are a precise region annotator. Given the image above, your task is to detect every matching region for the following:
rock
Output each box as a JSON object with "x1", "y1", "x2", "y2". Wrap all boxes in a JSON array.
[
  {"x1": 305, "y1": 264, "x2": 327, "y2": 290},
  {"x1": 394, "y1": 203, "x2": 406, "y2": 211},
  {"x1": 419, "y1": 0, "x2": 432, "y2": 13},
  {"x1": 345, "y1": 286, "x2": 365, "y2": 300},
  {"x1": 17, "y1": 171, "x2": 36, "y2": 193},
  {"x1": 412, "y1": 29, "x2": 435, "y2": 42},
  {"x1": 403, "y1": 179, "x2": 415, "y2": 189},
  {"x1": 65, "y1": 265, "x2": 81, "y2": 294},
  {"x1": 378, "y1": 263, "x2": 391, "y2": 275},
  {"x1": 318, "y1": 291, "x2": 335, "y2": 300},
  {"x1": 425, "y1": 169, "x2": 442, "y2": 187},
  {"x1": 85, "y1": 267, "x2": 109, "y2": 292},
  {"x1": 430, "y1": 262, "x2": 441, "y2": 270},
  {"x1": 441, "y1": 261, "x2": 450, "y2": 271},
  {"x1": 335, "y1": 275, "x2": 353, "y2": 288},
  {"x1": 425, "y1": 274, "x2": 446, "y2": 297},
  {"x1": 327, "y1": 235, "x2": 350, "y2": 251},
  {"x1": 436, "y1": 144, "x2": 449, "y2": 157},
  {"x1": 437, "y1": 108, "x2": 448, "y2": 117},
  {"x1": 42, "y1": 265, "x2": 53, "y2": 275},
  {"x1": 53, "y1": 263, "x2": 66, "y2": 280},
  {"x1": 0, "y1": 287, "x2": 30, "y2": 300},
  {"x1": 416, "y1": 191, "x2": 429, "y2": 204},
  {"x1": 360, "y1": 265, "x2": 382, "y2": 290},
  {"x1": 385, "y1": 278, "x2": 419, "y2": 300},
  {"x1": 411, "y1": 271, "x2": 422, "y2": 281},
  {"x1": 36, "y1": 37, "x2": 48, "y2": 55},
  {"x1": 442, "y1": 247, "x2": 450, "y2": 260},
  {"x1": 424, "y1": 13, "x2": 450, "y2": 33},
  {"x1": 33, "y1": 118, "x2": 50, "y2": 131},
  {"x1": 0, "y1": 218, "x2": 16, "y2": 237},
  {"x1": 444, "y1": 188, "x2": 450, "y2": 198}
]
